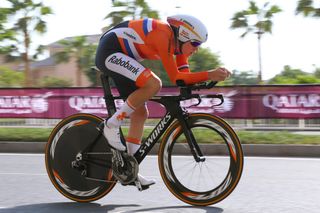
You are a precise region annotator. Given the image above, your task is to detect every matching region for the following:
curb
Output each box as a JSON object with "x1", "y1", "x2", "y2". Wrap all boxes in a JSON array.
[{"x1": 0, "y1": 142, "x2": 319, "y2": 158}]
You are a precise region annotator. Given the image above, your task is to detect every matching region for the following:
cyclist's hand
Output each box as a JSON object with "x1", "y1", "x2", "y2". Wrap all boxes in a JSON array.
[{"x1": 208, "y1": 68, "x2": 231, "y2": 81}]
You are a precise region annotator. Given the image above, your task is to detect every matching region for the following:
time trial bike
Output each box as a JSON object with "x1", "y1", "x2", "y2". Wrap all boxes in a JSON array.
[{"x1": 45, "y1": 70, "x2": 243, "y2": 206}]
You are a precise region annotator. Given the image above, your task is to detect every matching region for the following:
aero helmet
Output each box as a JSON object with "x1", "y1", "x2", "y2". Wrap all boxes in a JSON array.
[{"x1": 167, "y1": 14, "x2": 208, "y2": 44}]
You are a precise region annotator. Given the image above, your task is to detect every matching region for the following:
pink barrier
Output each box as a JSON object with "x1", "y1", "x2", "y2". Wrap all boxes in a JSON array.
[{"x1": 1, "y1": 85, "x2": 320, "y2": 119}]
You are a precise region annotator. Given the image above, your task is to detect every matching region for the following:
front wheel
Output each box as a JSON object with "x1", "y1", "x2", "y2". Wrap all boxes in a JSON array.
[{"x1": 158, "y1": 113, "x2": 243, "y2": 206}]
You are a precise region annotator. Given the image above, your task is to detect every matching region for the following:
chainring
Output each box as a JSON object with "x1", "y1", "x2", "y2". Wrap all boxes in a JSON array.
[{"x1": 111, "y1": 151, "x2": 139, "y2": 185}]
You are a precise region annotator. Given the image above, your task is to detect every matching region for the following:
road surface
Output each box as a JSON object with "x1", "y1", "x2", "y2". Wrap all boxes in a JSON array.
[{"x1": 0, "y1": 154, "x2": 320, "y2": 213}]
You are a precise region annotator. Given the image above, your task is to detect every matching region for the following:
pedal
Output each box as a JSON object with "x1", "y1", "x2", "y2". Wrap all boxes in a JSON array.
[
  {"x1": 134, "y1": 179, "x2": 142, "y2": 191},
  {"x1": 124, "y1": 178, "x2": 152, "y2": 191},
  {"x1": 133, "y1": 180, "x2": 151, "y2": 191}
]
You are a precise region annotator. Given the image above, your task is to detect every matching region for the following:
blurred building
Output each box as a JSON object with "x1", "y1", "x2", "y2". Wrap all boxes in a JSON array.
[
  {"x1": 32, "y1": 34, "x2": 101, "y2": 87},
  {"x1": 1, "y1": 34, "x2": 101, "y2": 87}
]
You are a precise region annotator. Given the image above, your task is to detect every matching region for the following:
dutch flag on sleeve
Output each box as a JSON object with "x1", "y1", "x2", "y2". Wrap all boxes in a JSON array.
[{"x1": 143, "y1": 18, "x2": 157, "y2": 36}]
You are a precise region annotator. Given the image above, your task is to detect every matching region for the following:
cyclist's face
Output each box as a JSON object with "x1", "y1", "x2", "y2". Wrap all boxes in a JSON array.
[{"x1": 181, "y1": 41, "x2": 199, "y2": 56}]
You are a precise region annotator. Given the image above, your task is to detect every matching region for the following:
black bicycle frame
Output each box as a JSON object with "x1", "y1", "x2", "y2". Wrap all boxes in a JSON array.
[{"x1": 100, "y1": 73, "x2": 220, "y2": 164}]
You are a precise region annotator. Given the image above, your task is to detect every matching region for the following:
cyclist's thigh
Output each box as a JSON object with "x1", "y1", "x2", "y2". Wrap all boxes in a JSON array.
[{"x1": 96, "y1": 33, "x2": 152, "y2": 97}]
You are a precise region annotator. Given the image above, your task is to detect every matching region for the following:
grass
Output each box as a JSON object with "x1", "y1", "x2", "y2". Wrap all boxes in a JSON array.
[
  {"x1": 0, "y1": 128, "x2": 51, "y2": 142},
  {"x1": 237, "y1": 131, "x2": 320, "y2": 145},
  {"x1": 0, "y1": 127, "x2": 320, "y2": 145}
]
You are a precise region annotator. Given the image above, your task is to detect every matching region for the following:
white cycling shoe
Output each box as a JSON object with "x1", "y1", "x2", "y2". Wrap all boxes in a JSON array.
[
  {"x1": 130, "y1": 174, "x2": 156, "y2": 191},
  {"x1": 138, "y1": 174, "x2": 156, "y2": 187},
  {"x1": 103, "y1": 123, "x2": 126, "y2": 151}
]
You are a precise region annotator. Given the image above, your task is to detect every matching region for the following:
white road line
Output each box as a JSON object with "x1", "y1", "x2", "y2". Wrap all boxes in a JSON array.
[
  {"x1": 0, "y1": 172, "x2": 46, "y2": 176},
  {"x1": 0, "y1": 153, "x2": 44, "y2": 156},
  {"x1": 246, "y1": 156, "x2": 320, "y2": 161}
]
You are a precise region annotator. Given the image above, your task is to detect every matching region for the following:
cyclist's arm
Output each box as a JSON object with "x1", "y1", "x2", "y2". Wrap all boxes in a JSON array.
[
  {"x1": 175, "y1": 54, "x2": 190, "y2": 73},
  {"x1": 160, "y1": 44, "x2": 208, "y2": 84},
  {"x1": 163, "y1": 54, "x2": 209, "y2": 85},
  {"x1": 168, "y1": 49, "x2": 231, "y2": 83}
]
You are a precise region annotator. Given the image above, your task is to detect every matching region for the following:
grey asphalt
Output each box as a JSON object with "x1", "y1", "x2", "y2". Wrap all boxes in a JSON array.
[{"x1": 0, "y1": 154, "x2": 320, "y2": 213}]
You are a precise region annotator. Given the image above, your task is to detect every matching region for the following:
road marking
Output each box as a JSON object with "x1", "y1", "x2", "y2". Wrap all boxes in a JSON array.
[
  {"x1": 0, "y1": 207, "x2": 8, "y2": 209},
  {"x1": 0, "y1": 172, "x2": 46, "y2": 176},
  {"x1": 246, "y1": 156, "x2": 320, "y2": 161},
  {"x1": 0, "y1": 153, "x2": 44, "y2": 156}
]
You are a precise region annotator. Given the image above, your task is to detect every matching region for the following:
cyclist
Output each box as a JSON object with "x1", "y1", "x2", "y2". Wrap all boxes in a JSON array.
[{"x1": 95, "y1": 14, "x2": 231, "y2": 189}]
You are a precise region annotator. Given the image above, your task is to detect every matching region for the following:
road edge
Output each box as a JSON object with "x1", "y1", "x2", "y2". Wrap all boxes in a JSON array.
[{"x1": 0, "y1": 142, "x2": 319, "y2": 158}]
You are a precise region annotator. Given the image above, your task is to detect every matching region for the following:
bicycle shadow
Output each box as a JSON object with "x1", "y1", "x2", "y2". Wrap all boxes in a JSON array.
[
  {"x1": 1, "y1": 202, "x2": 223, "y2": 213},
  {"x1": 131, "y1": 205, "x2": 224, "y2": 213},
  {"x1": 0, "y1": 202, "x2": 139, "y2": 213}
]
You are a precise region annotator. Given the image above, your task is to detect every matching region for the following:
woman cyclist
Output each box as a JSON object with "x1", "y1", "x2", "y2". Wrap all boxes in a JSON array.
[{"x1": 95, "y1": 14, "x2": 231, "y2": 189}]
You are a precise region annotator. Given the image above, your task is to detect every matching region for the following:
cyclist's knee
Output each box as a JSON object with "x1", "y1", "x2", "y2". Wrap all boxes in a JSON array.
[{"x1": 145, "y1": 74, "x2": 162, "y2": 93}]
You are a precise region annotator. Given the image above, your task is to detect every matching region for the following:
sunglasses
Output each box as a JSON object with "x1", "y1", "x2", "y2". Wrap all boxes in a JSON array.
[{"x1": 190, "y1": 40, "x2": 202, "y2": 47}]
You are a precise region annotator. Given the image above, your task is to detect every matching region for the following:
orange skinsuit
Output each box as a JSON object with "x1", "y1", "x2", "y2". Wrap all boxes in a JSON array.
[{"x1": 113, "y1": 18, "x2": 209, "y2": 85}]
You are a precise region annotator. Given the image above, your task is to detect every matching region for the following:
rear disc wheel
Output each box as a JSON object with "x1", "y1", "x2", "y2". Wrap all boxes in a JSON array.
[{"x1": 45, "y1": 113, "x2": 116, "y2": 202}]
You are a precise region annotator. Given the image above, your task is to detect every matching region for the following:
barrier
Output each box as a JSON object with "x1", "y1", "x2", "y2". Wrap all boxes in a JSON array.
[{"x1": 1, "y1": 85, "x2": 320, "y2": 119}]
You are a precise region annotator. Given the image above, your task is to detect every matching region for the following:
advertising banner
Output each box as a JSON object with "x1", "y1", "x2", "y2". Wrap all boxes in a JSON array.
[{"x1": 0, "y1": 85, "x2": 319, "y2": 119}]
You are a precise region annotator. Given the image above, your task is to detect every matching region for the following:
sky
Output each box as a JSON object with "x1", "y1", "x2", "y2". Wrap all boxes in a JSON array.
[{"x1": 33, "y1": 0, "x2": 320, "y2": 80}]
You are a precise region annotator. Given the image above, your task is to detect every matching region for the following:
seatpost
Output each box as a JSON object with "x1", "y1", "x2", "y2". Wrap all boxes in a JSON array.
[{"x1": 100, "y1": 73, "x2": 117, "y2": 116}]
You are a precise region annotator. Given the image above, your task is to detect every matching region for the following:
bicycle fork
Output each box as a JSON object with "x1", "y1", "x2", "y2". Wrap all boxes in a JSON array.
[
  {"x1": 175, "y1": 112, "x2": 206, "y2": 163},
  {"x1": 181, "y1": 122, "x2": 206, "y2": 162}
]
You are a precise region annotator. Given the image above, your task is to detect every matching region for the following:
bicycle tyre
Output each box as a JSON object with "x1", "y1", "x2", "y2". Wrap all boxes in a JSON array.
[
  {"x1": 158, "y1": 113, "x2": 243, "y2": 206},
  {"x1": 45, "y1": 113, "x2": 116, "y2": 202}
]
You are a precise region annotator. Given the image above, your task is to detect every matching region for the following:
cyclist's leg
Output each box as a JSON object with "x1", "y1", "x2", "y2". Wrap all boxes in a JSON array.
[
  {"x1": 107, "y1": 71, "x2": 161, "y2": 129},
  {"x1": 102, "y1": 55, "x2": 161, "y2": 151},
  {"x1": 126, "y1": 73, "x2": 162, "y2": 108},
  {"x1": 102, "y1": 55, "x2": 159, "y2": 187},
  {"x1": 127, "y1": 104, "x2": 149, "y2": 150},
  {"x1": 96, "y1": 32, "x2": 161, "y2": 151},
  {"x1": 125, "y1": 105, "x2": 156, "y2": 186}
]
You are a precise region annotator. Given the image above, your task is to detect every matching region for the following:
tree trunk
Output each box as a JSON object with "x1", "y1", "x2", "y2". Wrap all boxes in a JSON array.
[
  {"x1": 257, "y1": 33, "x2": 263, "y2": 84},
  {"x1": 24, "y1": 29, "x2": 31, "y2": 87},
  {"x1": 77, "y1": 64, "x2": 82, "y2": 87}
]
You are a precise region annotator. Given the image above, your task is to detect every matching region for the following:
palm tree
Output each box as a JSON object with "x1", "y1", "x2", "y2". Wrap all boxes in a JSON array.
[
  {"x1": 230, "y1": 1, "x2": 281, "y2": 83},
  {"x1": 0, "y1": 7, "x2": 15, "y2": 55},
  {"x1": 296, "y1": 0, "x2": 320, "y2": 17},
  {"x1": 105, "y1": 0, "x2": 159, "y2": 29},
  {"x1": 3, "y1": 0, "x2": 53, "y2": 87},
  {"x1": 54, "y1": 36, "x2": 97, "y2": 87}
]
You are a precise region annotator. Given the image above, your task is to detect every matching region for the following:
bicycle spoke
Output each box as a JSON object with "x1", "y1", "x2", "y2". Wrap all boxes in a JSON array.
[
  {"x1": 203, "y1": 160, "x2": 220, "y2": 176},
  {"x1": 186, "y1": 162, "x2": 197, "y2": 187}
]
